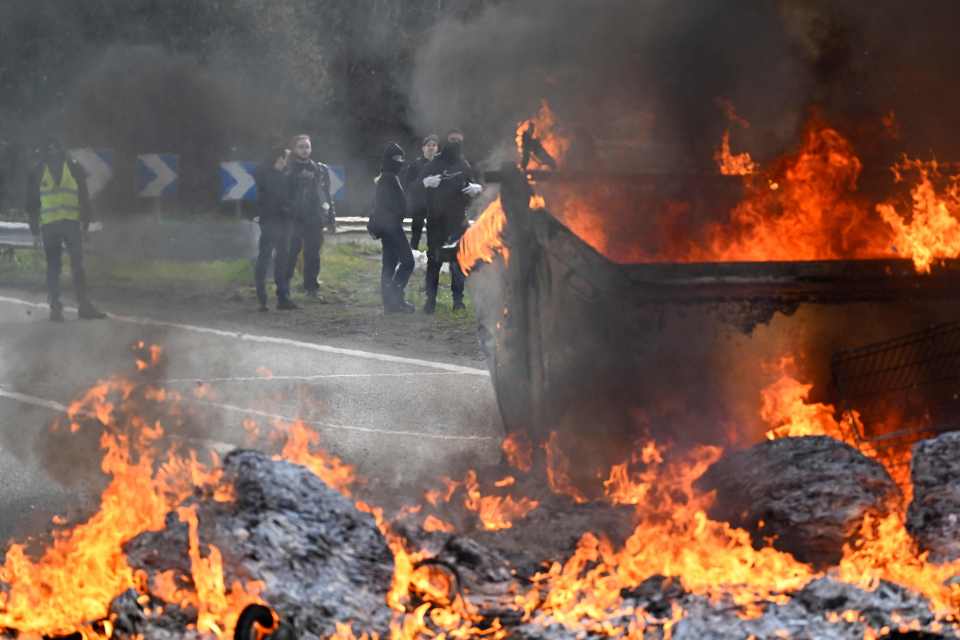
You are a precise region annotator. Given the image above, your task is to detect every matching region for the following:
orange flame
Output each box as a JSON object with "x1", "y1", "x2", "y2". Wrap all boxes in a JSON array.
[
  {"x1": 178, "y1": 504, "x2": 265, "y2": 637},
  {"x1": 276, "y1": 420, "x2": 356, "y2": 496},
  {"x1": 760, "y1": 356, "x2": 911, "y2": 494},
  {"x1": 715, "y1": 130, "x2": 757, "y2": 176},
  {"x1": 463, "y1": 470, "x2": 539, "y2": 531},
  {"x1": 544, "y1": 432, "x2": 588, "y2": 504},
  {"x1": 458, "y1": 198, "x2": 511, "y2": 275},
  {"x1": 693, "y1": 121, "x2": 892, "y2": 262},
  {"x1": 422, "y1": 515, "x2": 455, "y2": 533},
  {"x1": 515, "y1": 99, "x2": 570, "y2": 167},
  {"x1": 0, "y1": 367, "x2": 261, "y2": 637},
  {"x1": 501, "y1": 432, "x2": 534, "y2": 472},
  {"x1": 878, "y1": 158, "x2": 960, "y2": 273},
  {"x1": 516, "y1": 443, "x2": 814, "y2": 632}
]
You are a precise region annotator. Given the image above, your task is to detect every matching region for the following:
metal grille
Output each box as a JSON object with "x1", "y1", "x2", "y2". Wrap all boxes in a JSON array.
[{"x1": 831, "y1": 322, "x2": 960, "y2": 447}]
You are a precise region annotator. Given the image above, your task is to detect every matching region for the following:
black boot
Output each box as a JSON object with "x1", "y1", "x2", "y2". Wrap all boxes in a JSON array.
[
  {"x1": 452, "y1": 299, "x2": 466, "y2": 312},
  {"x1": 78, "y1": 302, "x2": 107, "y2": 319},
  {"x1": 390, "y1": 286, "x2": 415, "y2": 314},
  {"x1": 422, "y1": 298, "x2": 436, "y2": 315},
  {"x1": 277, "y1": 297, "x2": 299, "y2": 310},
  {"x1": 382, "y1": 284, "x2": 397, "y2": 313}
]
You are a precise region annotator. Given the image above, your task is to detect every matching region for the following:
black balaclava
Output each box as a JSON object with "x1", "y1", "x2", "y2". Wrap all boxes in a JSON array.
[
  {"x1": 440, "y1": 140, "x2": 462, "y2": 166},
  {"x1": 381, "y1": 142, "x2": 404, "y2": 175}
]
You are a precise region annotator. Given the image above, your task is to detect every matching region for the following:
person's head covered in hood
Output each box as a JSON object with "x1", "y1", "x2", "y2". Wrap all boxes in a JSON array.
[
  {"x1": 380, "y1": 142, "x2": 404, "y2": 175},
  {"x1": 439, "y1": 138, "x2": 462, "y2": 166}
]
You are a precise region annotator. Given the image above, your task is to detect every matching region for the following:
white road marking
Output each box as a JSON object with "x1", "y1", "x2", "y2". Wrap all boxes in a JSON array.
[
  {"x1": 0, "y1": 387, "x2": 235, "y2": 455},
  {"x1": 0, "y1": 388, "x2": 67, "y2": 413},
  {"x1": 191, "y1": 398, "x2": 496, "y2": 442},
  {"x1": 0, "y1": 294, "x2": 489, "y2": 376},
  {"x1": 0, "y1": 386, "x2": 496, "y2": 444}
]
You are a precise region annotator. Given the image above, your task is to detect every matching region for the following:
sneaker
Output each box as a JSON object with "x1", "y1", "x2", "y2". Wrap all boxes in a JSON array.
[
  {"x1": 78, "y1": 304, "x2": 107, "y2": 320},
  {"x1": 386, "y1": 300, "x2": 415, "y2": 314},
  {"x1": 258, "y1": 303, "x2": 269, "y2": 312},
  {"x1": 49, "y1": 306, "x2": 64, "y2": 322},
  {"x1": 304, "y1": 289, "x2": 319, "y2": 299},
  {"x1": 277, "y1": 298, "x2": 299, "y2": 310}
]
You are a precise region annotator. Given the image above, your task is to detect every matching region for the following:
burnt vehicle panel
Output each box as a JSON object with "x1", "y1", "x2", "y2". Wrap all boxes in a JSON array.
[{"x1": 464, "y1": 164, "x2": 960, "y2": 470}]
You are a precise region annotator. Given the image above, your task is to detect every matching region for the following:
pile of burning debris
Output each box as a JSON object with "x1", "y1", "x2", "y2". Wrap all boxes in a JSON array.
[{"x1": 2, "y1": 344, "x2": 960, "y2": 639}]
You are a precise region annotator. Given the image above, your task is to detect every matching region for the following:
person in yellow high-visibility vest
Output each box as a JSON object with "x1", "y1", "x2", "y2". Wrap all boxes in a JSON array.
[{"x1": 26, "y1": 138, "x2": 106, "y2": 322}]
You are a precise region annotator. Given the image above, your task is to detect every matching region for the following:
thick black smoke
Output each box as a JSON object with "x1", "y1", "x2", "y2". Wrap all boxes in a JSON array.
[{"x1": 410, "y1": 0, "x2": 960, "y2": 171}]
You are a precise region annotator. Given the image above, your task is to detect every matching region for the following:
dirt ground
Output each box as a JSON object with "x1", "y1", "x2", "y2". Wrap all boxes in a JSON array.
[{"x1": 0, "y1": 240, "x2": 486, "y2": 368}]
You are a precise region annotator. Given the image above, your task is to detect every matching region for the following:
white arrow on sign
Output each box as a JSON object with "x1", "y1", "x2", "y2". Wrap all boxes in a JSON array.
[
  {"x1": 139, "y1": 154, "x2": 177, "y2": 198},
  {"x1": 69, "y1": 148, "x2": 113, "y2": 197},
  {"x1": 221, "y1": 161, "x2": 256, "y2": 201},
  {"x1": 328, "y1": 165, "x2": 345, "y2": 200}
]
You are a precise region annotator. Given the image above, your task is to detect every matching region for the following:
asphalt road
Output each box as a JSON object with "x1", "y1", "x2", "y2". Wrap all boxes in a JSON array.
[{"x1": 0, "y1": 292, "x2": 503, "y2": 543}]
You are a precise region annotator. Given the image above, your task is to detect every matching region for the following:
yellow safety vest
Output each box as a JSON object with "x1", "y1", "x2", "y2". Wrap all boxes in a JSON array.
[{"x1": 39, "y1": 162, "x2": 81, "y2": 226}]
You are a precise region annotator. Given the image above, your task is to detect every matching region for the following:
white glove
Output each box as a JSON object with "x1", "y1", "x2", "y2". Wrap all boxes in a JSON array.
[
  {"x1": 461, "y1": 182, "x2": 483, "y2": 197},
  {"x1": 422, "y1": 174, "x2": 442, "y2": 189}
]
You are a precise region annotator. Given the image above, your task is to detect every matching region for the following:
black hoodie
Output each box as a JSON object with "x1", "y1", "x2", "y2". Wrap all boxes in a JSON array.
[
  {"x1": 254, "y1": 159, "x2": 290, "y2": 221},
  {"x1": 369, "y1": 143, "x2": 406, "y2": 236},
  {"x1": 422, "y1": 141, "x2": 474, "y2": 232}
]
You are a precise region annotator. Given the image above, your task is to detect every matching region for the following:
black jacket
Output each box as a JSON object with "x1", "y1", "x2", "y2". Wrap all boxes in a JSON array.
[
  {"x1": 287, "y1": 158, "x2": 336, "y2": 223},
  {"x1": 423, "y1": 155, "x2": 474, "y2": 245},
  {"x1": 402, "y1": 156, "x2": 430, "y2": 218},
  {"x1": 402, "y1": 157, "x2": 431, "y2": 247},
  {"x1": 254, "y1": 163, "x2": 290, "y2": 221},
  {"x1": 26, "y1": 157, "x2": 91, "y2": 234},
  {"x1": 369, "y1": 172, "x2": 406, "y2": 237}
]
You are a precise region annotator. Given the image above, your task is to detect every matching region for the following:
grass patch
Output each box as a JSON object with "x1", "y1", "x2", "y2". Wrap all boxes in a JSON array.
[
  {"x1": 0, "y1": 248, "x2": 252, "y2": 288},
  {"x1": 1, "y1": 240, "x2": 476, "y2": 327}
]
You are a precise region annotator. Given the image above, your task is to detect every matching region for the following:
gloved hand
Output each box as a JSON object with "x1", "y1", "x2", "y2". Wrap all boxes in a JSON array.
[
  {"x1": 422, "y1": 174, "x2": 442, "y2": 189},
  {"x1": 461, "y1": 182, "x2": 483, "y2": 197}
]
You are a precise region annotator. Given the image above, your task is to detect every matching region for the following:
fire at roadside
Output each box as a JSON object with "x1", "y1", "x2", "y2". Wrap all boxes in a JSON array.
[
  {"x1": 11, "y1": 85, "x2": 960, "y2": 640},
  {"x1": 1, "y1": 343, "x2": 960, "y2": 639}
]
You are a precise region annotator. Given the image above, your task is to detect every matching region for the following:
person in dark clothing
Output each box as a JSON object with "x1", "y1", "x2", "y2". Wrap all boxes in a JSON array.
[
  {"x1": 284, "y1": 134, "x2": 336, "y2": 298},
  {"x1": 254, "y1": 147, "x2": 298, "y2": 311},
  {"x1": 401, "y1": 134, "x2": 439, "y2": 251},
  {"x1": 420, "y1": 137, "x2": 483, "y2": 314},
  {"x1": 368, "y1": 143, "x2": 415, "y2": 313},
  {"x1": 26, "y1": 138, "x2": 106, "y2": 322}
]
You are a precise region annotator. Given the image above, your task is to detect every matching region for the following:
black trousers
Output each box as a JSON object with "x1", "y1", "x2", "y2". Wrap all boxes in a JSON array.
[
  {"x1": 287, "y1": 216, "x2": 324, "y2": 292},
  {"x1": 425, "y1": 216, "x2": 466, "y2": 304},
  {"x1": 425, "y1": 250, "x2": 465, "y2": 304},
  {"x1": 380, "y1": 227, "x2": 414, "y2": 304},
  {"x1": 255, "y1": 217, "x2": 293, "y2": 303},
  {"x1": 41, "y1": 219, "x2": 89, "y2": 309},
  {"x1": 409, "y1": 210, "x2": 426, "y2": 251}
]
